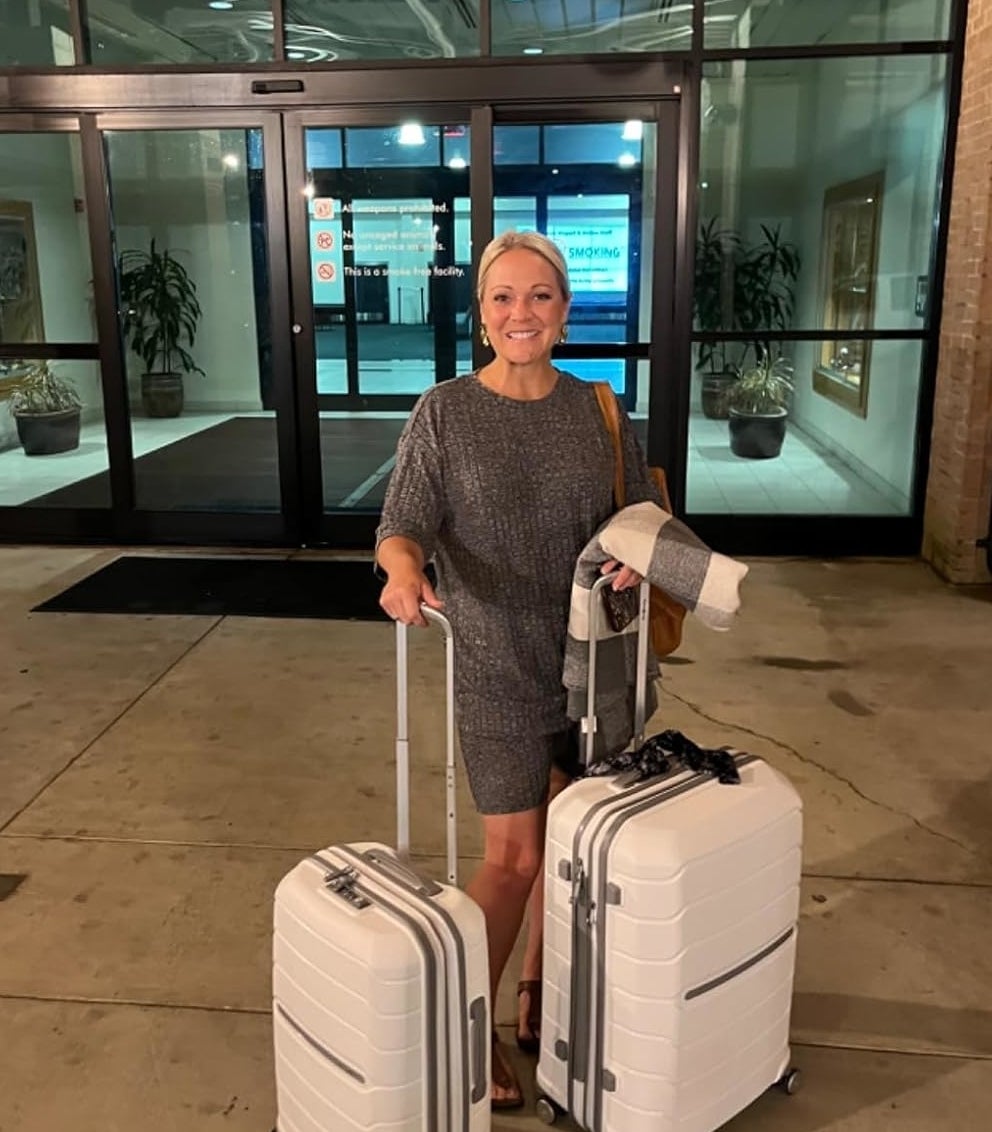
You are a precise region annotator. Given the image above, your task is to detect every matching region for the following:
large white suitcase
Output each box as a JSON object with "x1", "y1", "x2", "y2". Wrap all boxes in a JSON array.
[
  {"x1": 535, "y1": 577, "x2": 803, "y2": 1131},
  {"x1": 272, "y1": 609, "x2": 491, "y2": 1132}
]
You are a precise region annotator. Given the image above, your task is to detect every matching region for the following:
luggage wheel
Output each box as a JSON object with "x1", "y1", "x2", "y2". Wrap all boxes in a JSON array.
[
  {"x1": 777, "y1": 1067, "x2": 802, "y2": 1096},
  {"x1": 536, "y1": 1094, "x2": 564, "y2": 1124}
]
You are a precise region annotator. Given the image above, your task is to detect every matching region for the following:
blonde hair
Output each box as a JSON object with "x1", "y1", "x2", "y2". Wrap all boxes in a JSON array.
[{"x1": 476, "y1": 230, "x2": 572, "y2": 303}]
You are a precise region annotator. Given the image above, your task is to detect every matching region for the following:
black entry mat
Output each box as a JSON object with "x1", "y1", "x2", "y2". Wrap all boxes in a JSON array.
[{"x1": 33, "y1": 555, "x2": 391, "y2": 620}]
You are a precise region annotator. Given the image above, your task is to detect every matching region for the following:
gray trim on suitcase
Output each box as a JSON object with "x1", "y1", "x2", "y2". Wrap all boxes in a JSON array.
[
  {"x1": 685, "y1": 926, "x2": 795, "y2": 1001},
  {"x1": 310, "y1": 852, "x2": 441, "y2": 1132},
  {"x1": 275, "y1": 1001, "x2": 366, "y2": 1083},
  {"x1": 338, "y1": 844, "x2": 484, "y2": 1131}
]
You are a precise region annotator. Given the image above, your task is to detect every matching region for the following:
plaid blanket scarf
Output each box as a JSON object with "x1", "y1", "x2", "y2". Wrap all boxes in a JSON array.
[{"x1": 564, "y1": 501, "x2": 749, "y2": 762}]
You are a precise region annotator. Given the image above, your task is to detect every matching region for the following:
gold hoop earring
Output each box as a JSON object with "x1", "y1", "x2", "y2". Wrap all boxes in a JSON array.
[
  {"x1": 558, "y1": 325, "x2": 569, "y2": 344},
  {"x1": 480, "y1": 325, "x2": 490, "y2": 348}
]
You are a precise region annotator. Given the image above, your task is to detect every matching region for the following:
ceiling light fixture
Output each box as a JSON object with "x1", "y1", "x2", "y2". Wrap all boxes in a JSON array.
[
  {"x1": 208, "y1": 1, "x2": 234, "y2": 10},
  {"x1": 622, "y1": 119, "x2": 643, "y2": 141},
  {"x1": 398, "y1": 122, "x2": 426, "y2": 146},
  {"x1": 523, "y1": 47, "x2": 543, "y2": 55},
  {"x1": 618, "y1": 153, "x2": 637, "y2": 168},
  {"x1": 448, "y1": 156, "x2": 467, "y2": 169}
]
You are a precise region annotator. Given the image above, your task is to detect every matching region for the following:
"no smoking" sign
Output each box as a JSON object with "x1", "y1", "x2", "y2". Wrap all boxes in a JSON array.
[
  {"x1": 314, "y1": 261, "x2": 336, "y2": 282},
  {"x1": 314, "y1": 231, "x2": 335, "y2": 252}
]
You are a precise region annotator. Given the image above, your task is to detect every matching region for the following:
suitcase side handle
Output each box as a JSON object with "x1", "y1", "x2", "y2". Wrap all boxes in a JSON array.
[{"x1": 395, "y1": 606, "x2": 458, "y2": 885}]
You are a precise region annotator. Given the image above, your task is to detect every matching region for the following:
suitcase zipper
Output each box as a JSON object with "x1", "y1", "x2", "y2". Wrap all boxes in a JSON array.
[
  {"x1": 275, "y1": 1001, "x2": 366, "y2": 1083},
  {"x1": 589, "y1": 754, "x2": 758, "y2": 1132}
]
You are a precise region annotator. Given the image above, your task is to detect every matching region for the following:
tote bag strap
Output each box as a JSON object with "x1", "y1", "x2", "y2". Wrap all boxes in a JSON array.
[{"x1": 593, "y1": 381, "x2": 626, "y2": 509}]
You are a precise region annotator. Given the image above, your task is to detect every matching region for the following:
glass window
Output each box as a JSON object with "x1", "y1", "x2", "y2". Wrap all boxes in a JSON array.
[
  {"x1": 545, "y1": 123, "x2": 643, "y2": 166},
  {"x1": 284, "y1": 0, "x2": 480, "y2": 61},
  {"x1": 703, "y1": 0, "x2": 951, "y2": 49},
  {"x1": 0, "y1": 0, "x2": 74, "y2": 66},
  {"x1": 495, "y1": 126, "x2": 540, "y2": 166},
  {"x1": 687, "y1": 338, "x2": 921, "y2": 516},
  {"x1": 86, "y1": 1, "x2": 274, "y2": 65},
  {"x1": 0, "y1": 134, "x2": 95, "y2": 346},
  {"x1": 306, "y1": 129, "x2": 344, "y2": 171},
  {"x1": 344, "y1": 126, "x2": 442, "y2": 169},
  {"x1": 697, "y1": 55, "x2": 947, "y2": 333},
  {"x1": 105, "y1": 127, "x2": 278, "y2": 513},
  {"x1": 493, "y1": 0, "x2": 692, "y2": 56}
]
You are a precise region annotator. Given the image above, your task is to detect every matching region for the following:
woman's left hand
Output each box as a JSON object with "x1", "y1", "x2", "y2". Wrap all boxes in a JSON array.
[{"x1": 601, "y1": 560, "x2": 643, "y2": 590}]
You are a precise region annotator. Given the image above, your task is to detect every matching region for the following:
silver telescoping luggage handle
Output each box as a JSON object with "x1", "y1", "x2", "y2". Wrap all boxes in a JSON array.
[
  {"x1": 583, "y1": 574, "x2": 651, "y2": 768},
  {"x1": 395, "y1": 606, "x2": 458, "y2": 886}
]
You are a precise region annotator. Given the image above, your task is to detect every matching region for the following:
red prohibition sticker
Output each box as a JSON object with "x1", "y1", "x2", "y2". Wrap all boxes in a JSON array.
[
  {"x1": 312, "y1": 198, "x2": 335, "y2": 219},
  {"x1": 315, "y1": 230, "x2": 335, "y2": 251},
  {"x1": 315, "y1": 261, "x2": 336, "y2": 282}
]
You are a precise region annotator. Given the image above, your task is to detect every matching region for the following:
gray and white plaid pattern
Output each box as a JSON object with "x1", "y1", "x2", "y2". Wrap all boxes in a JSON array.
[{"x1": 564, "y1": 501, "x2": 749, "y2": 760}]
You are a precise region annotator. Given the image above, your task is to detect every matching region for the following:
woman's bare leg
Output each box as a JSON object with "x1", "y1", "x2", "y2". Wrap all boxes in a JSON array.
[
  {"x1": 465, "y1": 803, "x2": 547, "y2": 1105},
  {"x1": 517, "y1": 765, "x2": 571, "y2": 1046}
]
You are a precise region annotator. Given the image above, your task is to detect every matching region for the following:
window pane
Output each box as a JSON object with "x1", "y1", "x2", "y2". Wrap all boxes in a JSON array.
[
  {"x1": 86, "y1": 1, "x2": 274, "y2": 64},
  {"x1": 495, "y1": 126, "x2": 540, "y2": 166},
  {"x1": 1, "y1": 0, "x2": 74, "y2": 65},
  {"x1": 704, "y1": 0, "x2": 951, "y2": 49},
  {"x1": 0, "y1": 134, "x2": 95, "y2": 346},
  {"x1": 697, "y1": 55, "x2": 947, "y2": 333},
  {"x1": 345, "y1": 126, "x2": 441, "y2": 169},
  {"x1": 493, "y1": 0, "x2": 692, "y2": 56},
  {"x1": 284, "y1": 0, "x2": 480, "y2": 61},
  {"x1": 0, "y1": 359, "x2": 109, "y2": 507},
  {"x1": 106, "y1": 128, "x2": 278, "y2": 513},
  {"x1": 688, "y1": 339, "x2": 921, "y2": 516}
]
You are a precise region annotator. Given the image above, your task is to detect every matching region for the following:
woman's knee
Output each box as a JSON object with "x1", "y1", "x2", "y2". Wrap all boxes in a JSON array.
[{"x1": 480, "y1": 810, "x2": 546, "y2": 887}]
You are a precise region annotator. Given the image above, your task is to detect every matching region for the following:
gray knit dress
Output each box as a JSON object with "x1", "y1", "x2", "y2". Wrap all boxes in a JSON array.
[{"x1": 376, "y1": 371, "x2": 659, "y2": 814}]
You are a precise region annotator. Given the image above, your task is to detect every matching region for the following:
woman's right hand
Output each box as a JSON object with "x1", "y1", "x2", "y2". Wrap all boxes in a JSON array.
[{"x1": 379, "y1": 568, "x2": 445, "y2": 627}]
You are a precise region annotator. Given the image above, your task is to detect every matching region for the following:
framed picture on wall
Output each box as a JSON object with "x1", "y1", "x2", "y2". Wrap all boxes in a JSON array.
[{"x1": 813, "y1": 172, "x2": 884, "y2": 417}]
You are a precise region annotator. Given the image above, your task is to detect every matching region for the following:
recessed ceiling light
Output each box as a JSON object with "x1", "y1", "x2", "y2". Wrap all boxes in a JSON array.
[
  {"x1": 209, "y1": 1, "x2": 234, "y2": 10},
  {"x1": 448, "y1": 156, "x2": 467, "y2": 169},
  {"x1": 618, "y1": 153, "x2": 637, "y2": 168},
  {"x1": 622, "y1": 119, "x2": 643, "y2": 141},
  {"x1": 398, "y1": 122, "x2": 426, "y2": 146},
  {"x1": 287, "y1": 50, "x2": 306, "y2": 60},
  {"x1": 222, "y1": 153, "x2": 240, "y2": 169},
  {"x1": 523, "y1": 47, "x2": 543, "y2": 55}
]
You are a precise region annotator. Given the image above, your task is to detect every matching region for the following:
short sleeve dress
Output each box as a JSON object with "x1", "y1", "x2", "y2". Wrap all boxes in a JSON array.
[{"x1": 376, "y1": 370, "x2": 660, "y2": 814}]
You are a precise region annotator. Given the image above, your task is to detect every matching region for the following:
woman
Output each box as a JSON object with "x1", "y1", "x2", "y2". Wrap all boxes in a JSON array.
[{"x1": 375, "y1": 230, "x2": 660, "y2": 1108}]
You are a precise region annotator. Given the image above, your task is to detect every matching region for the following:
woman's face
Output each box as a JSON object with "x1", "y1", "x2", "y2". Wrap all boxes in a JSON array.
[{"x1": 479, "y1": 247, "x2": 570, "y2": 367}]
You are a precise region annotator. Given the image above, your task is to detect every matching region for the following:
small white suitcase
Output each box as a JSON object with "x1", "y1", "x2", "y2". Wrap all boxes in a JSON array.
[
  {"x1": 272, "y1": 609, "x2": 491, "y2": 1132},
  {"x1": 535, "y1": 576, "x2": 803, "y2": 1131}
]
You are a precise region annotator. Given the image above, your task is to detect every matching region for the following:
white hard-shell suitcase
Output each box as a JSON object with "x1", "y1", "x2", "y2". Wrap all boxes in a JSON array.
[
  {"x1": 272, "y1": 609, "x2": 491, "y2": 1132},
  {"x1": 535, "y1": 575, "x2": 804, "y2": 1131}
]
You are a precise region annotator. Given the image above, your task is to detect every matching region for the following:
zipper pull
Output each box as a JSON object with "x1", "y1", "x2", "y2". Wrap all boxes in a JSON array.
[{"x1": 570, "y1": 859, "x2": 586, "y2": 908}]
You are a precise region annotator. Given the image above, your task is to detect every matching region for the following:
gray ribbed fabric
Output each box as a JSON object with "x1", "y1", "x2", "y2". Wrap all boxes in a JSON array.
[{"x1": 376, "y1": 371, "x2": 659, "y2": 814}]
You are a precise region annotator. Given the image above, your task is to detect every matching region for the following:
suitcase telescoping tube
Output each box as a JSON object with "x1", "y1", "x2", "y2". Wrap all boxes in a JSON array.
[{"x1": 272, "y1": 609, "x2": 491, "y2": 1132}]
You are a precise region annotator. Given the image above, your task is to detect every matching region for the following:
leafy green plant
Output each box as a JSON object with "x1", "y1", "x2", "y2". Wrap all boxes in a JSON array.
[
  {"x1": 726, "y1": 353, "x2": 795, "y2": 415},
  {"x1": 694, "y1": 219, "x2": 801, "y2": 374},
  {"x1": 6, "y1": 361, "x2": 82, "y2": 415},
  {"x1": 118, "y1": 241, "x2": 204, "y2": 376}
]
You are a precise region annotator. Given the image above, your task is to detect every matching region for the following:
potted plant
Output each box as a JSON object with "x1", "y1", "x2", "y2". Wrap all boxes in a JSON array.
[
  {"x1": 726, "y1": 352, "x2": 795, "y2": 459},
  {"x1": 694, "y1": 220, "x2": 801, "y2": 420},
  {"x1": 6, "y1": 361, "x2": 82, "y2": 455},
  {"x1": 118, "y1": 240, "x2": 203, "y2": 418}
]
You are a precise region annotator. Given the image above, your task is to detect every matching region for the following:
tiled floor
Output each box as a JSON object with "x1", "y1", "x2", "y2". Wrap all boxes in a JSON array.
[
  {"x1": 0, "y1": 548, "x2": 989, "y2": 1131},
  {"x1": 686, "y1": 414, "x2": 906, "y2": 515},
  {"x1": 2, "y1": 405, "x2": 907, "y2": 517}
]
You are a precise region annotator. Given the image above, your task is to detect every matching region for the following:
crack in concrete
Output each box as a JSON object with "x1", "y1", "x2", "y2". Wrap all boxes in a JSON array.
[{"x1": 663, "y1": 686, "x2": 975, "y2": 857}]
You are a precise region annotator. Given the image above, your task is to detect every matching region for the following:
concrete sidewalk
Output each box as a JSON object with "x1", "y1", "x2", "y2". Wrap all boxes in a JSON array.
[{"x1": 1, "y1": 547, "x2": 989, "y2": 1131}]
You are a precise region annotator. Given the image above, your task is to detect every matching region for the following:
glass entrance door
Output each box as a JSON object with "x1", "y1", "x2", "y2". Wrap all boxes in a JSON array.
[{"x1": 286, "y1": 103, "x2": 679, "y2": 548}]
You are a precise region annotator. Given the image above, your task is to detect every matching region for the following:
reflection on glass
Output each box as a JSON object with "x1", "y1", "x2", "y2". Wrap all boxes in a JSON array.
[
  {"x1": 699, "y1": 55, "x2": 946, "y2": 332},
  {"x1": 285, "y1": 0, "x2": 480, "y2": 61},
  {"x1": 106, "y1": 127, "x2": 277, "y2": 512},
  {"x1": 0, "y1": 134, "x2": 95, "y2": 345},
  {"x1": 0, "y1": 359, "x2": 109, "y2": 508},
  {"x1": 493, "y1": 0, "x2": 691, "y2": 55},
  {"x1": 1, "y1": 1, "x2": 74, "y2": 66},
  {"x1": 687, "y1": 338, "x2": 920, "y2": 516},
  {"x1": 87, "y1": 0, "x2": 274, "y2": 63},
  {"x1": 703, "y1": 0, "x2": 950, "y2": 48}
]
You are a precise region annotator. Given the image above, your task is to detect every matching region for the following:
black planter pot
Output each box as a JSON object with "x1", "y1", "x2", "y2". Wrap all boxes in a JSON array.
[
  {"x1": 15, "y1": 408, "x2": 82, "y2": 456},
  {"x1": 728, "y1": 407, "x2": 787, "y2": 459},
  {"x1": 141, "y1": 372, "x2": 184, "y2": 418},
  {"x1": 701, "y1": 371, "x2": 736, "y2": 420}
]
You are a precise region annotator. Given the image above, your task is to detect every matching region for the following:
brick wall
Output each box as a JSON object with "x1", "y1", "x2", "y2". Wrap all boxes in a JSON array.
[{"x1": 923, "y1": 0, "x2": 992, "y2": 583}]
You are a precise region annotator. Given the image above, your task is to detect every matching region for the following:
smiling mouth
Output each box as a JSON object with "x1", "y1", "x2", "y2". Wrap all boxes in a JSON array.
[{"x1": 506, "y1": 330, "x2": 541, "y2": 339}]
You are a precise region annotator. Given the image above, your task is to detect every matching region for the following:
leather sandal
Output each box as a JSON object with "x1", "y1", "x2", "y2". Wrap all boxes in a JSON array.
[
  {"x1": 491, "y1": 1031, "x2": 524, "y2": 1110},
  {"x1": 516, "y1": 979, "x2": 542, "y2": 1055}
]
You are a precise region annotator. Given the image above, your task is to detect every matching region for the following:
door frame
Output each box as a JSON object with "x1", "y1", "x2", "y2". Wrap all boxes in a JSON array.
[{"x1": 285, "y1": 96, "x2": 684, "y2": 549}]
